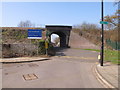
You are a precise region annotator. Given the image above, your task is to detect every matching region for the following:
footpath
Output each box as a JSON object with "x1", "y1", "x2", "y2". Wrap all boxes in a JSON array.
[
  {"x1": 94, "y1": 62, "x2": 119, "y2": 89},
  {"x1": 0, "y1": 57, "x2": 49, "y2": 63}
]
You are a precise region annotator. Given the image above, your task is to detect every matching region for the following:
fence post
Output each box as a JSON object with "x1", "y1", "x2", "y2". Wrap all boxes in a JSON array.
[
  {"x1": 116, "y1": 41, "x2": 118, "y2": 50},
  {"x1": 37, "y1": 40, "x2": 39, "y2": 56},
  {"x1": 24, "y1": 44, "x2": 25, "y2": 56}
]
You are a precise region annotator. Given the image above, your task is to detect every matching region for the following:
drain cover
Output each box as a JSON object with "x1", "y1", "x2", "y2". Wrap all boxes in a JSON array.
[
  {"x1": 4, "y1": 73, "x2": 8, "y2": 75},
  {"x1": 23, "y1": 73, "x2": 38, "y2": 81}
]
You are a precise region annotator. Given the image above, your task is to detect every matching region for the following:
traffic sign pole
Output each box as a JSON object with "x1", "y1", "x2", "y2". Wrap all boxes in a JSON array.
[
  {"x1": 45, "y1": 30, "x2": 50, "y2": 56},
  {"x1": 45, "y1": 40, "x2": 48, "y2": 56},
  {"x1": 100, "y1": 0, "x2": 104, "y2": 66}
]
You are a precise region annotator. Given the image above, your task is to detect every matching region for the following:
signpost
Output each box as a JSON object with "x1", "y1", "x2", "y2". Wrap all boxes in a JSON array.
[
  {"x1": 28, "y1": 29, "x2": 42, "y2": 56},
  {"x1": 100, "y1": 0, "x2": 104, "y2": 66},
  {"x1": 45, "y1": 40, "x2": 48, "y2": 56},
  {"x1": 45, "y1": 31, "x2": 50, "y2": 56},
  {"x1": 45, "y1": 41, "x2": 48, "y2": 49}
]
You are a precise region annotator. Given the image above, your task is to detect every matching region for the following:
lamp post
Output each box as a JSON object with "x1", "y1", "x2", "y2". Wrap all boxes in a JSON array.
[{"x1": 100, "y1": 0, "x2": 104, "y2": 66}]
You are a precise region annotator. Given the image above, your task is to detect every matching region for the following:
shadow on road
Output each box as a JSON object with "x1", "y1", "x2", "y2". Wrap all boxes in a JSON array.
[{"x1": 54, "y1": 47, "x2": 69, "y2": 56}]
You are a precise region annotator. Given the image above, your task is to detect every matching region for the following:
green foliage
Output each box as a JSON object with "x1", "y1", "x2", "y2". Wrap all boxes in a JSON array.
[
  {"x1": 47, "y1": 43, "x2": 55, "y2": 56},
  {"x1": 104, "y1": 49, "x2": 119, "y2": 64},
  {"x1": 38, "y1": 40, "x2": 55, "y2": 55},
  {"x1": 38, "y1": 40, "x2": 46, "y2": 55},
  {"x1": 83, "y1": 49, "x2": 100, "y2": 52},
  {"x1": 83, "y1": 48, "x2": 119, "y2": 64},
  {"x1": 2, "y1": 27, "x2": 56, "y2": 56},
  {"x1": 2, "y1": 29, "x2": 28, "y2": 42},
  {"x1": 106, "y1": 39, "x2": 120, "y2": 50}
]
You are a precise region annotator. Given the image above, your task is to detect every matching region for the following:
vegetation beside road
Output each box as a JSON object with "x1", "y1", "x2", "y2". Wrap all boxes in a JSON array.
[
  {"x1": 83, "y1": 49, "x2": 119, "y2": 65},
  {"x1": 104, "y1": 49, "x2": 119, "y2": 64},
  {"x1": 72, "y1": 9, "x2": 119, "y2": 50},
  {"x1": 83, "y1": 49, "x2": 100, "y2": 52},
  {"x1": 73, "y1": 9, "x2": 119, "y2": 64}
]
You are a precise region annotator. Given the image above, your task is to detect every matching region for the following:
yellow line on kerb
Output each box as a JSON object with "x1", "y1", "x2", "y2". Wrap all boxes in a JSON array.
[{"x1": 58, "y1": 56, "x2": 97, "y2": 60}]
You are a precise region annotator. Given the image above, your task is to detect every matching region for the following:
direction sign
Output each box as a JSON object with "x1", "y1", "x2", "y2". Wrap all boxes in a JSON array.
[
  {"x1": 100, "y1": 21, "x2": 109, "y2": 24},
  {"x1": 28, "y1": 29, "x2": 42, "y2": 39}
]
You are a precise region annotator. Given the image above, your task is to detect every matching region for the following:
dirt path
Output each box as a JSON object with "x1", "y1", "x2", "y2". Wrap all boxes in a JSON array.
[{"x1": 69, "y1": 31, "x2": 100, "y2": 49}]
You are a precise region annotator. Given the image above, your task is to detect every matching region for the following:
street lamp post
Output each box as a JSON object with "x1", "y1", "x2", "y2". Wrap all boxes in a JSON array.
[{"x1": 100, "y1": 0, "x2": 104, "y2": 66}]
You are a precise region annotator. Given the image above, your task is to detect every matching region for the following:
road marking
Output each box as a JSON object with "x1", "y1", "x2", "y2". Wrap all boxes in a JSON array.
[{"x1": 93, "y1": 64, "x2": 115, "y2": 88}]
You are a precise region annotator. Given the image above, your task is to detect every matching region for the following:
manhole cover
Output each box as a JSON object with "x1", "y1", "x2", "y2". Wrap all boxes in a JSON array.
[
  {"x1": 28, "y1": 64, "x2": 39, "y2": 67},
  {"x1": 4, "y1": 73, "x2": 8, "y2": 75},
  {"x1": 23, "y1": 73, "x2": 38, "y2": 81}
]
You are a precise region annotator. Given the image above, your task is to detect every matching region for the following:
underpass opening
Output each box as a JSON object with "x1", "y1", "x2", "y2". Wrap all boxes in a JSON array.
[
  {"x1": 46, "y1": 25, "x2": 72, "y2": 48},
  {"x1": 51, "y1": 34, "x2": 60, "y2": 47},
  {"x1": 50, "y1": 32, "x2": 66, "y2": 47}
]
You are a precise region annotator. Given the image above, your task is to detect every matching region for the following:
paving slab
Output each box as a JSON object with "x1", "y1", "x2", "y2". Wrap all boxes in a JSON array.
[{"x1": 96, "y1": 62, "x2": 119, "y2": 88}]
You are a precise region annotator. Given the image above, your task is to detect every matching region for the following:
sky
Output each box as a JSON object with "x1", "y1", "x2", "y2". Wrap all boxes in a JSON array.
[{"x1": 1, "y1": 2, "x2": 118, "y2": 27}]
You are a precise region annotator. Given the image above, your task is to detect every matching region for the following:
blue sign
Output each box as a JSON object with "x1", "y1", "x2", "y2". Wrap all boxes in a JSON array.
[{"x1": 28, "y1": 29, "x2": 42, "y2": 39}]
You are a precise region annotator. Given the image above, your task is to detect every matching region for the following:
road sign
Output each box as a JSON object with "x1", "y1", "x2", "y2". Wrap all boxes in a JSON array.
[
  {"x1": 100, "y1": 21, "x2": 109, "y2": 24},
  {"x1": 45, "y1": 41, "x2": 48, "y2": 49},
  {"x1": 28, "y1": 29, "x2": 42, "y2": 39}
]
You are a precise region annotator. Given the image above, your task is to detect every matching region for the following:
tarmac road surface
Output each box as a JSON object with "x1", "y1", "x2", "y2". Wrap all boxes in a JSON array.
[{"x1": 2, "y1": 48, "x2": 104, "y2": 88}]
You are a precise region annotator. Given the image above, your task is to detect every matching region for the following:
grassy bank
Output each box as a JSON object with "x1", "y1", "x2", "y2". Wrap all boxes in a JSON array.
[{"x1": 83, "y1": 49, "x2": 119, "y2": 65}]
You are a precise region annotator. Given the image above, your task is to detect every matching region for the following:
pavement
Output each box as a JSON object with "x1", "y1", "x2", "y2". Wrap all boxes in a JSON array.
[
  {"x1": 94, "y1": 62, "x2": 119, "y2": 89},
  {"x1": 0, "y1": 56, "x2": 49, "y2": 63}
]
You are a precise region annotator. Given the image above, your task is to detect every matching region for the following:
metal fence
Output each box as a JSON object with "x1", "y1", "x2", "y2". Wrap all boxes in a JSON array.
[{"x1": 106, "y1": 39, "x2": 120, "y2": 50}]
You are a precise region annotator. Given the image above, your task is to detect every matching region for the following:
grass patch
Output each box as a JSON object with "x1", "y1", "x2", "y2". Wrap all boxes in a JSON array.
[
  {"x1": 83, "y1": 49, "x2": 100, "y2": 52},
  {"x1": 104, "y1": 49, "x2": 119, "y2": 64},
  {"x1": 83, "y1": 48, "x2": 119, "y2": 65}
]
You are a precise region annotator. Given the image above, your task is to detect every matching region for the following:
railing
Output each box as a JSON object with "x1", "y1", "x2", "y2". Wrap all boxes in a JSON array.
[{"x1": 106, "y1": 39, "x2": 120, "y2": 50}]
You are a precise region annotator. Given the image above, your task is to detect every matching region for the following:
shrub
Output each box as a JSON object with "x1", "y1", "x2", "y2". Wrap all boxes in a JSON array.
[
  {"x1": 38, "y1": 40, "x2": 46, "y2": 55},
  {"x1": 38, "y1": 40, "x2": 55, "y2": 56}
]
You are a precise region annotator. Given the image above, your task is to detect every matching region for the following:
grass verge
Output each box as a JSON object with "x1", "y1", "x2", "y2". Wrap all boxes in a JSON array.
[{"x1": 83, "y1": 49, "x2": 119, "y2": 65}]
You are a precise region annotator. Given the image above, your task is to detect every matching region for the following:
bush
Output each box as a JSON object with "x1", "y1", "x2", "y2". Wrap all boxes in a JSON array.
[
  {"x1": 38, "y1": 40, "x2": 46, "y2": 55},
  {"x1": 38, "y1": 40, "x2": 56, "y2": 56},
  {"x1": 48, "y1": 43, "x2": 56, "y2": 56}
]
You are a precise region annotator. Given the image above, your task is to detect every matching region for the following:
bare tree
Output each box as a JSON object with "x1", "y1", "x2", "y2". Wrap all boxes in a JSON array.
[
  {"x1": 18, "y1": 20, "x2": 35, "y2": 27},
  {"x1": 114, "y1": 0, "x2": 120, "y2": 5},
  {"x1": 104, "y1": 9, "x2": 119, "y2": 30},
  {"x1": 78, "y1": 22, "x2": 99, "y2": 31}
]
